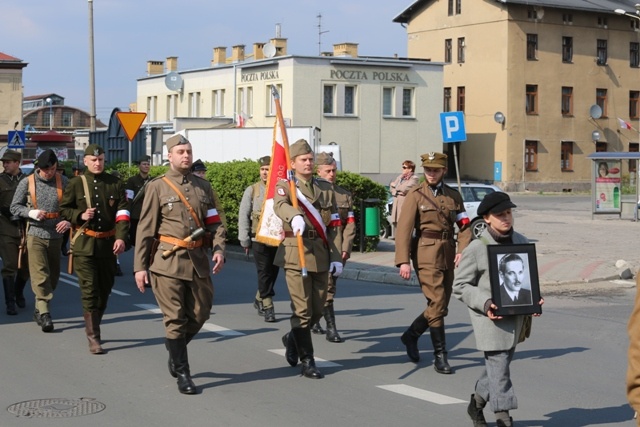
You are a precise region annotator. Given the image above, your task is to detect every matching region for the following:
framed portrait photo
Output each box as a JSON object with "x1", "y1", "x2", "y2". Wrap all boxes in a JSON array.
[{"x1": 487, "y1": 243, "x2": 542, "y2": 316}]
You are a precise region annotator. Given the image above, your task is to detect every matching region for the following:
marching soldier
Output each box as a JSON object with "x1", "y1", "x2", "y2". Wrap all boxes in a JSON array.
[
  {"x1": 133, "y1": 134, "x2": 226, "y2": 395},
  {"x1": 11, "y1": 149, "x2": 71, "y2": 332},
  {"x1": 60, "y1": 144, "x2": 130, "y2": 354},
  {"x1": 125, "y1": 154, "x2": 151, "y2": 249},
  {"x1": 395, "y1": 152, "x2": 471, "y2": 374},
  {"x1": 0, "y1": 150, "x2": 29, "y2": 315},
  {"x1": 191, "y1": 159, "x2": 207, "y2": 179},
  {"x1": 238, "y1": 155, "x2": 280, "y2": 322},
  {"x1": 311, "y1": 152, "x2": 356, "y2": 342},
  {"x1": 274, "y1": 139, "x2": 343, "y2": 379}
]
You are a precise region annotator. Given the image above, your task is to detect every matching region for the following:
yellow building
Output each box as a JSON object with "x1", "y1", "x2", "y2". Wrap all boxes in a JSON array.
[
  {"x1": 395, "y1": 0, "x2": 640, "y2": 191},
  {"x1": 0, "y1": 52, "x2": 27, "y2": 145}
]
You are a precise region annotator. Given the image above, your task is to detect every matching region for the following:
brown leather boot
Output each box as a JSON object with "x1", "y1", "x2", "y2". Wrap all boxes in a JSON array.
[{"x1": 83, "y1": 311, "x2": 104, "y2": 354}]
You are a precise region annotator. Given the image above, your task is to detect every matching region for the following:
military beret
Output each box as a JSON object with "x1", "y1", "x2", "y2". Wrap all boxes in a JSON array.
[
  {"x1": 1, "y1": 150, "x2": 22, "y2": 162},
  {"x1": 258, "y1": 156, "x2": 271, "y2": 167},
  {"x1": 137, "y1": 155, "x2": 151, "y2": 164},
  {"x1": 166, "y1": 134, "x2": 190, "y2": 151},
  {"x1": 315, "y1": 152, "x2": 335, "y2": 166},
  {"x1": 289, "y1": 139, "x2": 313, "y2": 159},
  {"x1": 420, "y1": 152, "x2": 447, "y2": 168},
  {"x1": 477, "y1": 191, "x2": 516, "y2": 216},
  {"x1": 191, "y1": 159, "x2": 206, "y2": 172},
  {"x1": 84, "y1": 144, "x2": 105, "y2": 157},
  {"x1": 36, "y1": 149, "x2": 58, "y2": 169}
]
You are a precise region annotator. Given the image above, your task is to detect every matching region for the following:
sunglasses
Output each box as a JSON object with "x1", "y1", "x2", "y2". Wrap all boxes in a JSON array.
[{"x1": 402, "y1": 166, "x2": 408, "y2": 169}]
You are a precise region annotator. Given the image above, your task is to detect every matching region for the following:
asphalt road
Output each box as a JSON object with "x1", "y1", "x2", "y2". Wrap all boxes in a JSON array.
[{"x1": 0, "y1": 251, "x2": 634, "y2": 427}]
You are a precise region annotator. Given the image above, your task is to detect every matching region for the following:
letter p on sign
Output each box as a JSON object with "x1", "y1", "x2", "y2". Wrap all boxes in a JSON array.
[{"x1": 439, "y1": 112, "x2": 467, "y2": 143}]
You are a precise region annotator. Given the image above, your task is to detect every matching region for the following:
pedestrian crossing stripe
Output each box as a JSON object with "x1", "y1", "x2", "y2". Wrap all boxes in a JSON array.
[
  {"x1": 268, "y1": 349, "x2": 341, "y2": 368},
  {"x1": 59, "y1": 273, "x2": 129, "y2": 296},
  {"x1": 376, "y1": 384, "x2": 466, "y2": 405},
  {"x1": 134, "y1": 304, "x2": 245, "y2": 336}
]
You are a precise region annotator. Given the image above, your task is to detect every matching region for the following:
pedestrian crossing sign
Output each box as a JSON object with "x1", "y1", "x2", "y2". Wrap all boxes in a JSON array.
[{"x1": 7, "y1": 131, "x2": 26, "y2": 149}]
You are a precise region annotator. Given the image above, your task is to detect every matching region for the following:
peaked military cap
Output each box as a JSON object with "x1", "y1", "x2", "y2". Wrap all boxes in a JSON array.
[
  {"x1": 420, "y1": 152, "x2": 447, "y2": 168},
  {"x1": 191, "y1": 159, "x2": 206, "y2": 172},
  {"x1": 258, "y1": 156, "x2": 271, "y2": 167},
  {"x1": 84, "y1": 144, "x2": 105, "y2": 157}
]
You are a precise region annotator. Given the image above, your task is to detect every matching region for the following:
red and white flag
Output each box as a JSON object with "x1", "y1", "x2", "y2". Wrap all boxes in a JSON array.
[
  {"x1": 618, "y1": 117, "x2": 633, "y2": 130},
  {"x1": 236, "y1": 113, "x2": 245, "y2": 128}
]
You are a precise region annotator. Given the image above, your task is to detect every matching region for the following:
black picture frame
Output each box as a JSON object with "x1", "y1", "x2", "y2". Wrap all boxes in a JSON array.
[{"x1": 487, "y1": 243, "x2": 542, "y2": 316}]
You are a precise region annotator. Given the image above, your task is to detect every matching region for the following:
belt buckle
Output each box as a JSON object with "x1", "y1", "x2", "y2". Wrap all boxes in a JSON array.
[
  {"x1": 308, "y1": 229, "x2": 317, "y2": 239},
  {"x1": 442, "y1": 230, "x2": 449, "y2": 240}
]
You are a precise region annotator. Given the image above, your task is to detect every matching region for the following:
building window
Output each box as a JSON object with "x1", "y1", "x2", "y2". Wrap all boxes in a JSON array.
[
  {"x1": 630, "y1": 143, "x2": 639, "y2": 173},
  {"x1": 382, "y1": 87, "x2": 393, "y2": 116},
  {"x1": 563, "y1": 14, "x2": 573, "y2": 25},
  {"x1": 631, "y1": 91, "x2": 640, "y2": 119},
  {"x1": 268, "y1": 84, "x2": 282, "y2": 116},
  {"x1": 527, "y1": 8, "x2": 538, "y2": 20},
  {"x1": 62, "y1": 111, "x2": 73, "y2": 127},
  {"x1": 457, "y1": 38, "x2": 465, "y2": 63},
  {"x1": 597, "y1": 39, "x2": 608, "y2": 65},
  {"x1": 188, "y1": 92, "x2": 200, "y2": 117},
  {"x1": 457, "y1": 86, "x2": 465, "y2": 112},
  {"x1": 213, "y1": 89, "x2": 225, "y2": 117},
  {"x1": 444, "y1": 39, "x2": 452, "y2": 63},
  {"x1": 525, "y1": 140, "x2": 538, "y2": 171},
  {"x1": 237, "y1": 87, "x2": 252, "y2": 118},
  {"x1": 561, "y1": 87, "x2": 573, "y2": 116},
  {"x1": 595, "y1": 142, "x2": 608, "y2": 152},
  {"x1": 167, "y1": 94, "x2": 177, "y2": 120},
  {"x1": 324, "y1": 85, "x2": 335, "y2": 115},
  {"x1": 631, "y1": 43, "x2": 640, "y2": 68},
  {"x1": 147, "y1": 96, "x2": 157, "y2": 122},
  {"x1": 596, "y1": 88, "x2": 608, "y2": 117},
  {"x1": 402, "y1": 88, "x2": 413, "y2": 117},
  {"x1": 43, "y1": 111, "x2": 51, "y2": 128},
  {"x1": 597, "y1": 16, "x2": 608, "y2": 28},
  {"x1": 631, "y1": 19, "x2": 640, "y2": 30},
  {"x1": 526, "y1": 85, "x2": 538, "y2": 115},
  {"x1": 562, "y1": 37, "x2": 573, "y2": 63},
  {"x1": 527, "y1": 34, "x2": 538, "y2": 60},
  {"x1": 344, "y1": 85, "x2": 356, "y2": 115},
  {"x1": 456, "y1": 0, "x2": 461, "y2": 14},
  {"x1": 561, "y1": 141, "x2": 573, "y2": 171},
  {"x1": 448, "y1": 0, "x2": 453, "y2": 16},
  {"x1": 443, "y1": 87, "x2": 451, "y2": 112}
]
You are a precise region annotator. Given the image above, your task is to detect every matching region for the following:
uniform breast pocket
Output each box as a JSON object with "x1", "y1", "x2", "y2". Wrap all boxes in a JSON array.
[{"x1": 160, "y1": 195, "x2": 181, "y2": 218}]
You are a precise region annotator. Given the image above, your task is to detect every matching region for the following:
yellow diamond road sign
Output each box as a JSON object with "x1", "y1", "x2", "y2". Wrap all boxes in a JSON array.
[{"x1": 116, "y1": 112, "x2": 147, "y2": 142}]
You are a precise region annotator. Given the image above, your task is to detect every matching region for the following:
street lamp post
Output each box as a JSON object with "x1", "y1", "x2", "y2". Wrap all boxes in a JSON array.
[
  {"x1": 46, "y1": 97, "x2": 53, "y2": 130},
  {"x1": 88, "y1": 0, "x2": 96, "y2": 132}
]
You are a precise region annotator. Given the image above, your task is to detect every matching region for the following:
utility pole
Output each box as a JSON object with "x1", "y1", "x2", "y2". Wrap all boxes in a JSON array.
[
  {"x1": 88, "y1": 0, "x2": 96, "y2": 132},
  {"x1": 317, "y1": 13, "x2": 329, "y2": 55}
]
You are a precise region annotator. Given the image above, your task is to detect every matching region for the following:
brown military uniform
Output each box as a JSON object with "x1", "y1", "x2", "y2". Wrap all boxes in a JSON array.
[
  {"x1": 133, "y1": 168, "x2": 226, "y2": 339},
  {"x1": 325, "y1": 183, "x2": 355, "y2": 305},
  {"x1": 628, "y1": 274, "x2": 640, "y2": 425}
]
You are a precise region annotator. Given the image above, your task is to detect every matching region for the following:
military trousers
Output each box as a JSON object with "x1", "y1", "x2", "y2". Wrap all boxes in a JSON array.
[
  {"x1": 285, "y1": 268, "x2": 328, "y2": 329},
  {"x1": 27, "y1": 235, "x2": 62, "y2": 314},
  {"x1": 325, "y1": 273, "x2": 340, "y2": 306},
  {"x1": 415, "y1": 266, "x2": 454, "y2": 328},
  {"x1": 0, "y1": 234, "x2": 28, "y2": 280},
  {"x1": 150, "y1": 273, "x2": 213, "y2": 339},
  {"x1": 252, "y1": 241, "x2": 279, "y2": 304},
  {"x1": 74, "y1": 254, "x2": 116, "y2": 312}
]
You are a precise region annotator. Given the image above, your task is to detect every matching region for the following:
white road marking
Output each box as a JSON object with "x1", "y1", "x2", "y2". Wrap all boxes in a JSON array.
[
  {"x1": 134, "y1": 304, "x2": 244, "y2": 336},
  {"x1": 134, "y1": 304, "x2": 162, "y2": 314},
  {"x1": 269, "y1": 349, "x2": 341, "y2": 368},
  {"x1": 376, "y1": 384, "x2": 466, "y2": 405},
  {"x1": 60, "y1": 272, "x2": 129, "y2": 296}
]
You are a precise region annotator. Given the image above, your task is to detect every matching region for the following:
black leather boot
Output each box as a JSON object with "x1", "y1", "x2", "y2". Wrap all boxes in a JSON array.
[
  {"x1": 3, "y1": 277, "x2": 17, "y2": 315},
  {"x1": 166, "y1": 338, "x2": 197, "y2": 394},
  {"x1": 293, "y1": 327, "x2": 323, "y2": 379},
  {"x1": 14, "y1": 276, "x2": 27, "y2": 308},
  {"x1": 282, "y1": 331, "x2": 298, "y2": 367},
  {"x1": 467, "y1": 394, "x2": 488, "y2": 427},
  {"x1": 167, "y1": 332, "x2": 196, "y2": 378},
  {"x1": 324, "y1": 305, "x2": 343, "y2": 343},
  {"x1": 400, "y1": 314, "x2": 429, "y2": 362},
  {"x1": 430, "y1": 325, "x2": 452, "y2": 374},
  {"x1": 83, "y1": 312, "x2": 104, "y2": 354},
  {"x1": 311, "y1": 322, "x2": 325, "y2": 334}
]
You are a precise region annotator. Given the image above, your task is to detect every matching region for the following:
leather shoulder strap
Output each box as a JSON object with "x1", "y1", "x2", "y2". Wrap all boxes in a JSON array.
[
  {"x1": 80, "y1": 175, "x2": 91, "y2": 208},
  {"x1": 28, "y1": 174, "x2": 36, "y2": 209},
  {"x1": 161, "y1": 176, "x2": 202, "y2": 228},
  {"x1": 55, "y1": 173, "x2": 63, "y2": 203}
]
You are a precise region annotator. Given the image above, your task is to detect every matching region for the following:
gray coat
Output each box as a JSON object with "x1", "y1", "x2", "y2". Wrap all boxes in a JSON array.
[{"x1": 452, "y1": 229, "x2": 529, "y2": 352}]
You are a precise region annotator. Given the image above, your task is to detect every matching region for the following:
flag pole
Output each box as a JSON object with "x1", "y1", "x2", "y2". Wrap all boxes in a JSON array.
[{"x1": 271, "y1": 85, "x2": 307, "y2": 277}]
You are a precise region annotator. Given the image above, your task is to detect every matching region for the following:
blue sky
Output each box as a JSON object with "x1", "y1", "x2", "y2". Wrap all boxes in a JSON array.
[{"x1": 3, "y1": 0, "x2": 410, "y2": 123}]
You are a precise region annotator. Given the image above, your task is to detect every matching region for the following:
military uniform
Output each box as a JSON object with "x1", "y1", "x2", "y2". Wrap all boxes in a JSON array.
[
  {"x1": 395, "y1": 152, "x2": 471, "y2": 374},
  {"x1": 0, "y1": 150, "x2": 29, "y2": 315},
  {"x1": 238, "y1": 156, "x2": 280, "y2": 322},
  {"x1": 274, "y1": 139, "x2": 343, "y2": 379},
  {"x1": 60, "y1": 144, "x2": 130, "y2": 354},
  {"x1": 125, "y1": 155, "x2": 151, "y2": 246},
  {"x1": 133, "y1": 134, "x2": 226, "y2": 395}
]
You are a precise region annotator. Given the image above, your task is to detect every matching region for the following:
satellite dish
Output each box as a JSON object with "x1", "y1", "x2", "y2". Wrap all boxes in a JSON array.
[
  {"x1": 165, "y1": 72, "x2": 183, "y2": 92},
  {"x1": 589, "y1": 104, "x2": 603, "y2": 119},
  {"x1": 263, "y1": 43, "x2": 276, "y2": 58}
]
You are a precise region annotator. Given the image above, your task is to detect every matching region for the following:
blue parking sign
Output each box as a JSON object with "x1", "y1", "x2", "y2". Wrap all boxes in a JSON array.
[
  {"x1": 8, "y1": 131, "x2": 26, "y2": 149},
  {"x1": 439, "y1": 112, "x2": 467, "y2": 143}
]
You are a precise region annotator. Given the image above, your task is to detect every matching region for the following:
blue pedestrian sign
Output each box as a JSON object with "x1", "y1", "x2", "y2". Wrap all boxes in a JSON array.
[
  {"x1": 8, "y1": 131, "x2": 26, "y2": 149},
  {"x1": 439, "y1": 112, "x2": 467, "y2": 143}
]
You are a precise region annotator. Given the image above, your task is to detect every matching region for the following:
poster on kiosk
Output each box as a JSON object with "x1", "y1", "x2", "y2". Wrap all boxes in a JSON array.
[{"x1": 594, "y1": 160, "x2": 621, "y2": 213}]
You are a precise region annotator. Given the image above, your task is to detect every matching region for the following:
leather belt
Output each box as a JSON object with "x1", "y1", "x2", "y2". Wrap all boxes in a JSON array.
[
  {"x1": 158, "y1": 234, "x2": 203, "y2": 249},
  {"x1": 421, "y1": 229, "x2": 452, "y2": 240},
  {"x1": 43, "y1": 212, "x2": 60, "y2": 219},
  {"x1": 83, "y1": 229, "x2": 116, "y2": 239},
  {"x1": 284, "y1": 230, "x2": 318, "y2": 239}
]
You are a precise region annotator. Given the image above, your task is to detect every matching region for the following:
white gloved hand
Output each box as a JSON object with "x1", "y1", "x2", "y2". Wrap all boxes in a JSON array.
[
  {"x1": 291, "y1": 215, "x2": 306, "y2": 236},
  {"x1": 28, "y1": 210, "x2": 42, "y2": 221},
  {"x1": 330, "y1": 262, "x2": 343, "y2": 277}
]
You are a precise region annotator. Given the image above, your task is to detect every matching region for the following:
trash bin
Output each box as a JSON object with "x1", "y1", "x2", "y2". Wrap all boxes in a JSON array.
[{"x1": 364, "y1": 206, "x2": 380, "y2": 237}]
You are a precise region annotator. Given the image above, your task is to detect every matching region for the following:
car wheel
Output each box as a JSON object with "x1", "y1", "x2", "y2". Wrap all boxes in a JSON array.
[{"x1": 470, "y1": 218, "x2": 487, "y2": 239}]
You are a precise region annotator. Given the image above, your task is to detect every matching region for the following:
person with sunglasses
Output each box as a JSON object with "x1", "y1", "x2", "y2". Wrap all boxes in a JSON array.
[{"x1": 389, "y1": 161, "x2": 419, "y2": 233}]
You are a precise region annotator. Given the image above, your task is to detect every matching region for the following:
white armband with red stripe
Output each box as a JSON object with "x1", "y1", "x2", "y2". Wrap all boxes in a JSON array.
[
  {"x1": 116, "y1": 209, "x2": 130, "y2": 222},
  {"x1": 346, "y1": 211, "x2": 356, "y2": 224},
  {"x1": 328, "y1": 212, "x2": 342, "y2": 228},
  {"x1": 125, "y1": 189, "x2": 134, "y2": 201},
  {"x1": 456, "y1": 212, "x2": 470, "y2": 228},
  {"x1": 206, "y1": 208, "x2": 221, "y2": 225}
]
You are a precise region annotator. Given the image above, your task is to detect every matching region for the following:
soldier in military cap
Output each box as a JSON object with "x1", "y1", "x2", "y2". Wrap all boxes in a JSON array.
[
  {"x1": 238, "y1": 155, "x2": 280, "y2": 322},
  {"x1": 191, "y1": 159, "x2": 207, "y2": 179},
  {"x1": 11, "y1": 149, "x2": 71, "y2": 332},
  {"x1": 60, "y1": 144, "x2": 130, "y2": 354},
  {"x1": 310, "y1": 151, "x2": 356, "y2": 343},
  {"x1": 395, "y1": 151, "x2": 471, "y2": 374},
  {"x1": 274, "y1": 139, "x2": 343, "y2": 379},
  {"x1": 134, "y1": 134, "x2": 226, "y2": 395},
  {"x1": 0, "y1": 150, "x2": 30, "y2": 315},
  {"x1": 125, "y1": 154, "x2": 151, "y2": 251}
]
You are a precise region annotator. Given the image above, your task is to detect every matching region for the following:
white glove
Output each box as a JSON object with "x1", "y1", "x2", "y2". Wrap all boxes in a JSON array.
[
  {"x1": 330, "y1": 262, "x2": 343, "y2": 277},
  {"x1": 28, "y1": 210, "x2": 42, "y2": 221},
  {"x1": 291, "y1": 215, "x2": 306, "y2": 236}
]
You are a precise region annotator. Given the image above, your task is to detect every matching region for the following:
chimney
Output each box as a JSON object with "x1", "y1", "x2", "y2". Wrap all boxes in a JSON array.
[
  {"x1": 212, "y1": 47, "x2": 227, "y2": 66},
  {"x1": 253, "y1": 43, "x2": 265, "y2": 60},
  {"x1": 166, "y1": 56, "x2": 178, "y2": 72},
  {"x1": 333, "y1": 42, "x2": 359, "y2": 58},
  {"x1": 270, "y1": 38, "x2": 287, "y2": 56},
  {"x1": 231, "y1": 45, "x2": 245, "y2": 63},
  {"x1": 147, "y1": 60, "x2": 164, "y2": 75}
]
